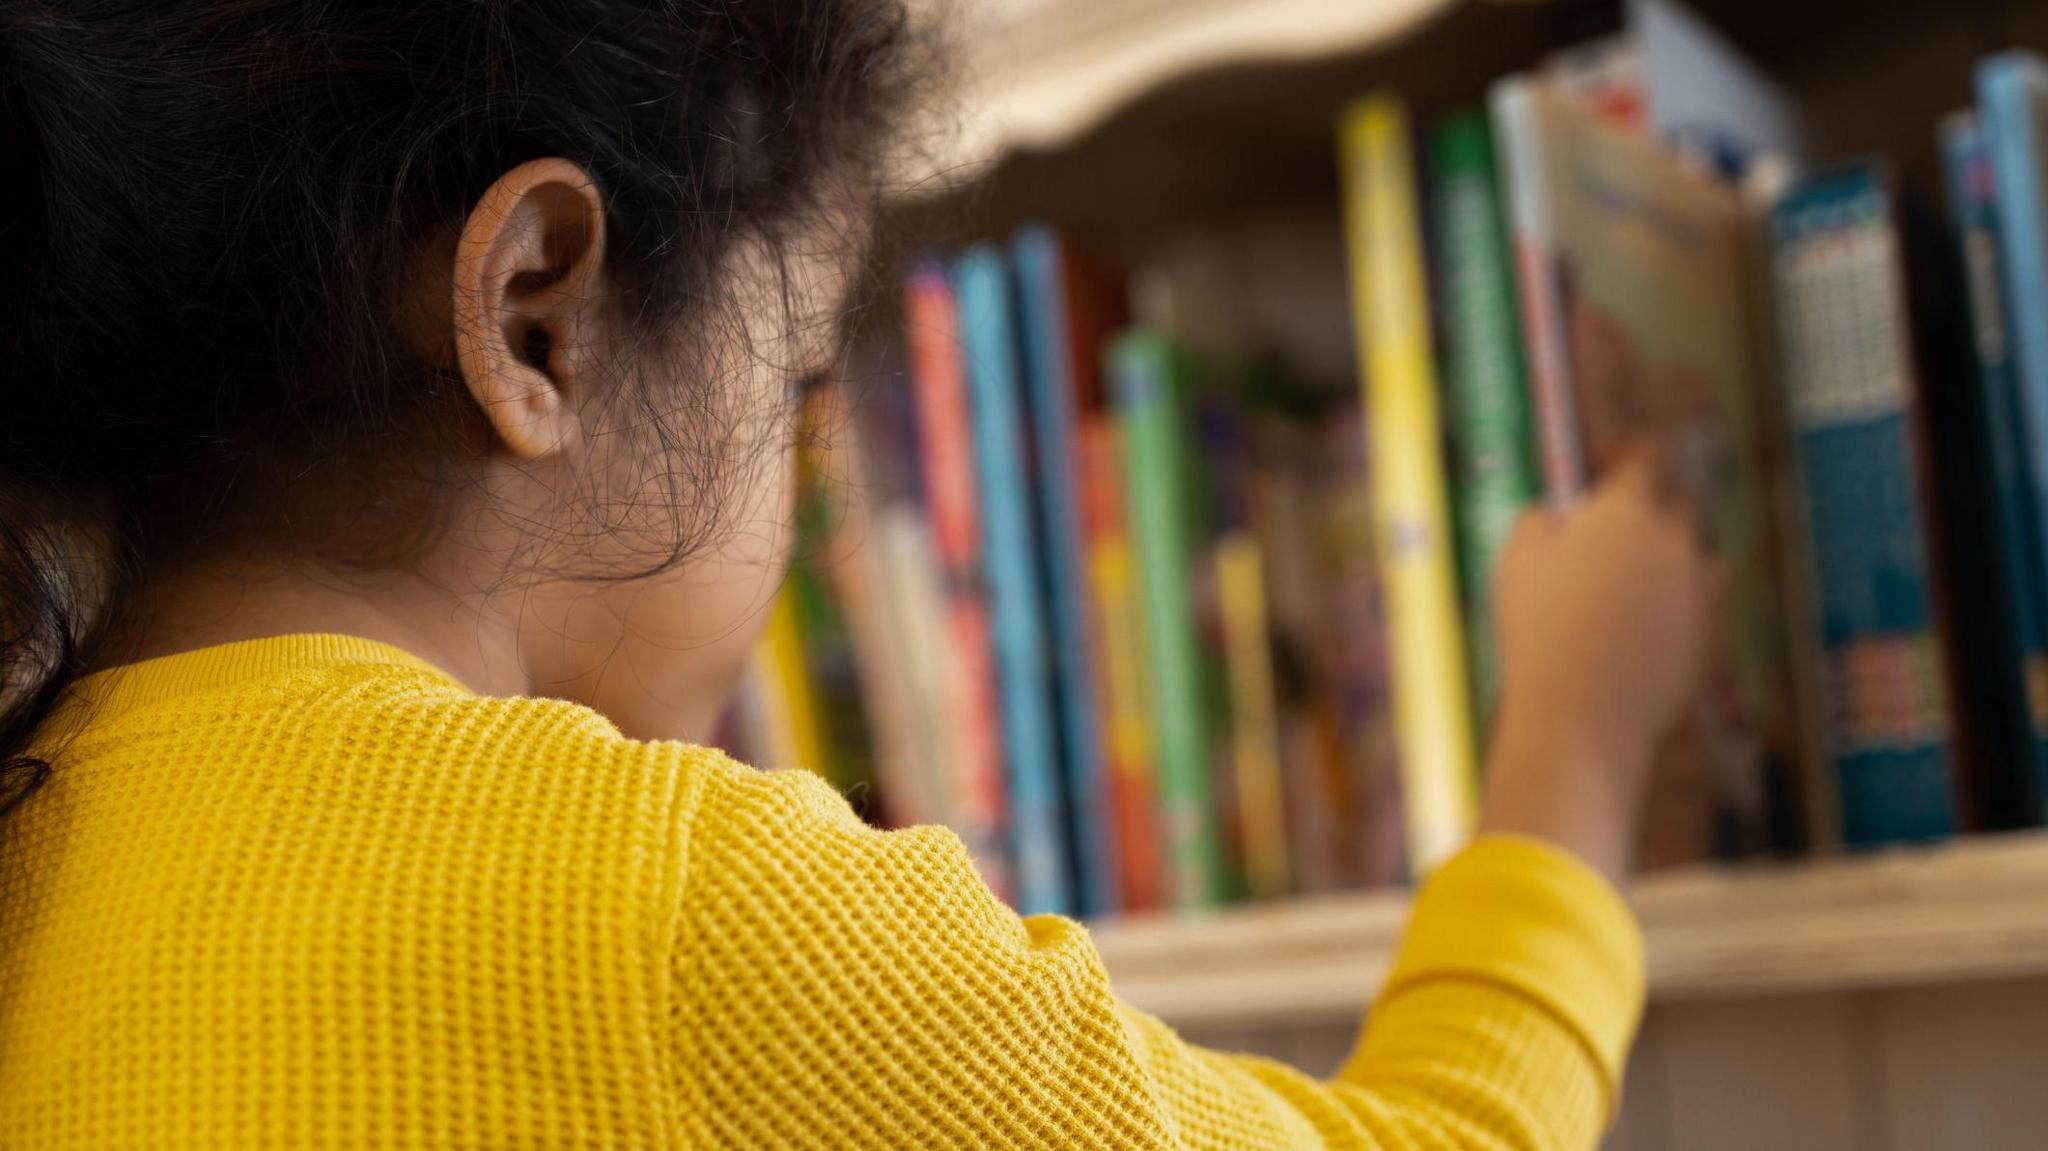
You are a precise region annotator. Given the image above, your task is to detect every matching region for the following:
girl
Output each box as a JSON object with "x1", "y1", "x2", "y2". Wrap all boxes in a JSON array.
[{"x1": 0, "y1": 2, "x2": 1715, "y2": 1147}]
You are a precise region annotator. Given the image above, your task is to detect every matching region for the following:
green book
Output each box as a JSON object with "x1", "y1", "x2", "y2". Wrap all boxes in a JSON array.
[
  {"x1": 1429, "y1": 112, "x2": 1538, "y2": 718},
  {"x1": 1108, "y1": 329, "x2": 1220, "y2": 909}
]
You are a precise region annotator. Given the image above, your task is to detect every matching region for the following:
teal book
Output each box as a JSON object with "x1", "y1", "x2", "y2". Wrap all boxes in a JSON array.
[
  {"x1": 1771, "y1": 164, "x2": 1957, "y2": 845},
  {"x1": 1940, "y1": 112, "x2": 2048, "y2": 829},
  {"x1": 1978, "y1": 52, "x2": 2048, "y2": 820},
  {"x1": 1428, "y1": 111, "x2": 1537, "y2": 719},
  {"x1": 955, "y1": 247, "x2": 1074, "y2": 917},
  {"x1": 1109, "y1": 330, "x2": 1220, "y2": 909},
  {"x1": 1011, "y1": 226, "x2": 1120, "y2": 916}
]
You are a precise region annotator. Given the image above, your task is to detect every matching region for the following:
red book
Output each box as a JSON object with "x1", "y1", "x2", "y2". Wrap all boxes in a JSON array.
[
  {"x1": 1077, "y1": 415, "x2": 1165, "y2": 911},
  {"x1": 902, "y1": 265, "x2": 1012, "y2": 899}
]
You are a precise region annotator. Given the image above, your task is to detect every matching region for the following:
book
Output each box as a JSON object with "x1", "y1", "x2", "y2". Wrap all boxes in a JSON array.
[
  {"x1": 1191, "y1": 392, "x2": 1252, "y2": 902},
  {"x1": 1770, "y1": 163, "x2": 1964, "y2": 844},
  {"x1": 1629, "y1": 0, "x2": 1800, "y2": 165},
  {"x1": 1243, "y1": 414, "x2": 1348, "y2": 893},
  {"x1": 792, "y1": 383, "x2": 891, "y2": 820},
  {"x1": 1978, "y1": 52, "x2": 2048, "y2": 821},
  {"x1": 1309, "y1": 412, "x2": 1409, "y2": 888},
  {"x1": 1338, "y1": 93, "x2": 1479, "y2": 874},
  {"x1": 1492, "y1": 76, "x2": 1794, "y2": 864},
  {"x1": 955, "y1": 246, "x2": 1074, "y2": 917},
  {"x1": 840, "y1": 342, "x2": 951, "y2": 829},
  {"x1": 1941, "y1": 113, "x2": 2048, "y2": 830},
  {"x1": 1544, "y1": 1, "x2": 1802, "y2": 168},
  {"x1": 869, "y1": 507, "x2": 959, "y2": 830},
  {"x1": 901, "y1": 263, "x2": 1014, "y2": 901},
  {"x1": 1012, "y1": 225, "x2": 1121, "y2": 916},
  {"x1": 1078, "y1": 414, "x2": 1165, "y2": 911},
  {"x1": 1429, "y1": 111, "x2": 1538, "y2": 718},
  {"x1": 750, "y1": 587, "x2": 828, "y2": 779},
  {"x1": 1109, "y1": 329, "x2": 1222, "y2": 909},
  {"x1": 1214, "y1": 531, "x2": 1290, "y2": 900}
]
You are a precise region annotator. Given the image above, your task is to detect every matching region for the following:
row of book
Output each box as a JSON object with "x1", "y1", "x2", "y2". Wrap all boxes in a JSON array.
[
  {"x1": 732, "y1": 243, "x2": 1411, "y2": 916},
  {"x1": 729, "y1": 1, "x2": 2048, "y2": 918}
]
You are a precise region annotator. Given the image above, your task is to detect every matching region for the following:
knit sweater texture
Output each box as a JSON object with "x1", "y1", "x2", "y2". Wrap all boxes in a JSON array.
[{"x1": 0, "y1": 634, "x2": 1643, "y2": 1148}]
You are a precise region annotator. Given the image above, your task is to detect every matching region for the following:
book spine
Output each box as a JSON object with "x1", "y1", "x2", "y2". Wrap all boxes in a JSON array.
[
  {"x1": 1079, "y1": 415, "x2": 1164, "y2": 911},
  {"x1": 1012, "y1": 227, "x2": 1118, "y2": 917},
  {"x1": 1339, "y1": 94, "x2": 1480, "y2": 874},
  {"x1": 1214, "y1": 532, "x2": 1291, "y2": 900},
  {"x1": 1771, "y1": 167, "x2": 1956, "y2": 845},
  {"x1": 1979, "y1": 55, "x2": 2048, "y2": 820},
  {"x1": 902, "y1": 265, "x2": 1013, "y2": 901},
  {"x1": 1490, "y1": 79, "x2": 1587, "y2": 503},
  {"x1": 956, "y1": 247, "x2": 1074, "y2": 917},
  {"x1": 871, "y1": 509, "x2": 957, "y2": 829},
  {"x1": 1429, "y1": 111, "x2": 1539, "y2": 717},
  {"x1": 1110, "y1": 330, "x2": 1221, "y2": 909},
  {"x1": 1941, "y1": 113, "x2": 2048, "y2": 827}
]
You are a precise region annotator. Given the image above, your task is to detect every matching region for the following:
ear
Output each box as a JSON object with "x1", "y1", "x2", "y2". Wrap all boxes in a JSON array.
[{"x1": 452, "y1": 158, "x2": 607, "y2": 460}]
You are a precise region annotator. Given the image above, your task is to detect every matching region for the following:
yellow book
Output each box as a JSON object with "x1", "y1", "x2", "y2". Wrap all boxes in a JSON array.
[
  {"x1": 1339, "y1": 94, "x2": 1479, "y2": 873},
  {"x1": 748, "y1": 588, "x2": 828, "y2": 778},
  {"x1": 1214, "y1": 532, "x2": 1291, "y2": 900}
]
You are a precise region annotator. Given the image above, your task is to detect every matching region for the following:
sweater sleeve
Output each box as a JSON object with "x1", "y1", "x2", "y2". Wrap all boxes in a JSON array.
[{"x1": 668, "y1": 757, "x2": 1644, "y2": 1150}]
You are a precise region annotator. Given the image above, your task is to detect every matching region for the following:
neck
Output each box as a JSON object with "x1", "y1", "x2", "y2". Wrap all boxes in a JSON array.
[{"x1": 109, "y1": 555, "x2": 528, "y2": 699}]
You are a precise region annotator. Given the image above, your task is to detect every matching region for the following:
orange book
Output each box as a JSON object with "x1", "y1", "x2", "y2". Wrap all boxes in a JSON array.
[
  {"x1": 1078, "y1": 415, "x2": 1164, "y2": 912},
  {"x1": 902, "y1": 265, "x2": 1013, "y2": 900}
]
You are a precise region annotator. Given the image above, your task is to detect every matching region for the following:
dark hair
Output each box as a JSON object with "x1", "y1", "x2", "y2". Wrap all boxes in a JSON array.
[{"x1": 0, "y1": 0, "x2": 932, "y2": 805}]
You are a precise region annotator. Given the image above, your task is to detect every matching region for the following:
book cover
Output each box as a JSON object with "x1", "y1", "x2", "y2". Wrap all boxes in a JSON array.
[
  {"x1": 1941, "y1": 113, "x2": 2048, "y2": 829},
  {"x1": 1491, "y1": 77, "x2": 1794, "y2": 864},
  {"x1": 1109, "y1": 329, "x2": 1222, "y2": 909},
  {"x1": 1012, "y1": 225, "x2": 1120, "y2": 917},
  {"x1": 1338, "y1": 93, "x2": 1479, "y2": 874},
  {"x1": 1543, "y1": 2, "x2": 1802, "y2": 168},
  {"x1": 1978, "y1": 52, "x2": 2048, "y2": 821},
  {"x1": 1078, "y1": 414, "x2": 1165, "y2": 911},
  {"x1": 955, "y1": 246, "x2": 1075, "y2": 917},
  {"x1": 901, "y1": 264, "x2": 1014, "y2": 901},
  {"x1": 1429, "y1": 111, "x2": 1538, "y2": 718},
  {"x1": 1770, "y1": 164, "x2": 1962, "y2": 844}
]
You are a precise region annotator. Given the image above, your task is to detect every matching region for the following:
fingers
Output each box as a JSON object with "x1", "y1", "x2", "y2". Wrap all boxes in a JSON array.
[
  {"x1": 1603, "y1": 430, "x2": 1722, "y2": 555},
  {"x1": 1498, "y1": 506, "x2": 1561, "y2": 572}
]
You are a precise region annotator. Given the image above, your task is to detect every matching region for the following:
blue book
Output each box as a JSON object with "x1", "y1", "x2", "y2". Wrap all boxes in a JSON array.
[
  {"x1": 1978, "y1": 52, "x2": 2048, "y2": 820},
  {"x1": 1770, "y1": 164, "x2": 1957, "y2": 845},
  {"x1": 1011, "y1": 226, "x2": 1118, "y2": 917},
  {"x1": 954, "y1": 246, "x2": 1074, "y2": 917},
  {"x1": 1941, "y1": 112, "x2": 2048, "y2": 827}
]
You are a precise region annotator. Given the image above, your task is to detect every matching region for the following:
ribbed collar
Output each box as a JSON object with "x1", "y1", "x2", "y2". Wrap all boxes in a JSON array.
[{"x1": 45, "y1": 633, "x2": 465, "y2": 735}]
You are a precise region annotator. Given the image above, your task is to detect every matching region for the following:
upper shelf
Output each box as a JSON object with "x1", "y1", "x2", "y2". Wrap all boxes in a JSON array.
[
  {"x1": 931, "y1": 0, "x2": 1461, "y2": 176},
  {"x1": 1089, "y1": 833, "x2": 2048, "y2": 1029}
]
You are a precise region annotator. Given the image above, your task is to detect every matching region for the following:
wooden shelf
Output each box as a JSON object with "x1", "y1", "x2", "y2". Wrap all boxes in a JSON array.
[
  {"x1": 1089, "y1": 834, "x2": 2048, "y2": 1029},
  {"x1": 923, "y1": 0, "x2": 1460, "y2": 181}
]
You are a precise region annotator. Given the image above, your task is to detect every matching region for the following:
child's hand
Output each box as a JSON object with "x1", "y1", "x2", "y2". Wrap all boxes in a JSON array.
[{"x1": 1477, "y1": 446, "x2": 1721, "y2": 881}]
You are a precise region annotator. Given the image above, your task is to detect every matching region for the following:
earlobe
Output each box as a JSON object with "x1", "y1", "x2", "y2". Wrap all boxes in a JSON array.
[{"x1": 452, "y1": 158, "x2": 608, "y2": 461}]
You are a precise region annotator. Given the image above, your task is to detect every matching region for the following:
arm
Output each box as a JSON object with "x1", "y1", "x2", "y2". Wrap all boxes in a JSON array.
[
  {"x1": 668, "y1": 764, "x2": 1637, "y2": 1150},
  {"x1": 669, "y1": 451, "x2": 1709, "y2": 1149}
]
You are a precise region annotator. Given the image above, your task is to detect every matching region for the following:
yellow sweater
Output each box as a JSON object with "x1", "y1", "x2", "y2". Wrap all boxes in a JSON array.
[{"x1": 0, "y1": 635, "x2": 1643, "y2": 1148}]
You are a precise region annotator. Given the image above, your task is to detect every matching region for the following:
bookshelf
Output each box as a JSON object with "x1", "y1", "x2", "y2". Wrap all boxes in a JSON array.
[
  {"x1": 1093, "y1": 833, "x2": 2048, "y2": 1029},
  {"x1": 825, "y1": 2, "x2": 2048, "y2": 1143}
]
